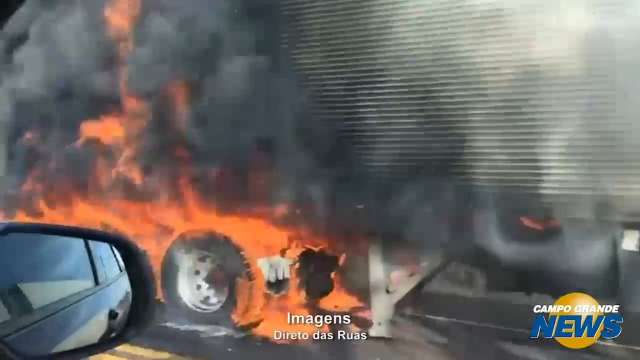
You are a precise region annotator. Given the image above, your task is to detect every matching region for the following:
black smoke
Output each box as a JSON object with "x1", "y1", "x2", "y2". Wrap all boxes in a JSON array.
[{"x1": 0, "y1": 0, "x2": 368, "y2": 238}]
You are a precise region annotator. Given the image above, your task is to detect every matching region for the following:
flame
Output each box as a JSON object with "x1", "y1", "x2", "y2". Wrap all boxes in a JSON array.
[
  {"x1": 104, "y1": 0, "x2": 149, "y2": 186},
  {"x1": 104, "y1": 0, "x2": 142, "y2": 60},
  {"x1": 78, "y1": 116, "x2": 126, "y2": 146},
  {"x1": 9, "y1": 169, "x2": 364, "y2": 340},
  {"x1": 1, "y1": 0, "x2": 366, "y2": 342}
]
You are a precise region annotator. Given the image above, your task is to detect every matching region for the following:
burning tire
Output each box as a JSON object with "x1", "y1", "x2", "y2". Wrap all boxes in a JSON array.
[{"x1": 161, "y1": 231, "x2": 253, "y2": 328}]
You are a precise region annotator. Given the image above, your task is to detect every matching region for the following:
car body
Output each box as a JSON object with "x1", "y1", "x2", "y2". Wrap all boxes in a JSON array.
[{"x1": 0, "y1": 232, "x2": 132, "y2": 356}]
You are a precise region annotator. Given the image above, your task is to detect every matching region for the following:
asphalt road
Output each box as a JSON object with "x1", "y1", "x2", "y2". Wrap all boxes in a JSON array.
[{"x1": 92, "y1": 293, "x2": 640, "y2": 360}]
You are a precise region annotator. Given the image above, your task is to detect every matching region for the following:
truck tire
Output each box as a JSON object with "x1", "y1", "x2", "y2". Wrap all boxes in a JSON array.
[{"x1": 161, "y1": 231, "x2": 253, "y2": 328}]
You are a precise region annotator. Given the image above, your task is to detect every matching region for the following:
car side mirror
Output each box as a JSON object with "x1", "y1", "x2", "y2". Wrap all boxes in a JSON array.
[{"x1": 0, "y1": 222, "x2": 156, "y2": 359}]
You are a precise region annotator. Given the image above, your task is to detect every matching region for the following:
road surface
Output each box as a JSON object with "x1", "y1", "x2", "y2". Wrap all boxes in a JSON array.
[{"x1": 91, "y1": 292, "x2": 640, "y2": 360}]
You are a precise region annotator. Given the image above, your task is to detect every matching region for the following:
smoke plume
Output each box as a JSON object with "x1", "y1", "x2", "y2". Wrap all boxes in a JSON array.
[{"x1": 0, "y1": 0, "x2": 358, "y2": 231}]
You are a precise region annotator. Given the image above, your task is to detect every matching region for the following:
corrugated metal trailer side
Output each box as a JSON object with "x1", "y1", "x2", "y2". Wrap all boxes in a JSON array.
[{"x1": 281, "y1": 0, "x2": 640, "y2": 220}]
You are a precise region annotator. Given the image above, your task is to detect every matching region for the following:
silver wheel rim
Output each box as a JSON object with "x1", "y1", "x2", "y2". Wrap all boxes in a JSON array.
[{"x1": 174, "y1": 247, "x2": 230, "y2": 313}]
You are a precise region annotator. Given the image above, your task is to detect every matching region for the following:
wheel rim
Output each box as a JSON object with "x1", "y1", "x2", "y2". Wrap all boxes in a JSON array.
[{"x1": 175, "y1": 247, "x2": 230, "y2": 313}]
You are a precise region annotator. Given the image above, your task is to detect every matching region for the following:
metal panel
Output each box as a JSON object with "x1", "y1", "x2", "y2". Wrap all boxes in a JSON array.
[{"x1": 281, "y1": 0, "x2": 640, "y2": 215}]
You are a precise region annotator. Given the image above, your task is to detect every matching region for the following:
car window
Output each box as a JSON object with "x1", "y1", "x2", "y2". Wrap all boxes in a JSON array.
[
  {"x1": 89, "y1": 240, "x2": 122, "y2": 284},
  {"x1": 111, "y1": 245, "x2": 125, "y2": 272},
  {"x1": 0, "y1": 233, "x2": 95, "y2": 325},
  {"x1": 0, "y1": 301, "x2": 9, "y2": 325}
]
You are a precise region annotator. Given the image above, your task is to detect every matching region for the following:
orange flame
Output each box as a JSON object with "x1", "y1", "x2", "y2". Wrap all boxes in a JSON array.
[
  {"x1": 104, "y1": 0, "x2": 142, "y2": 60},
  {"x1": 78, "y1": 116, "x2": 126, "y2": 146},
  {"x1": 9, "y1": 172, "x2": 364, "y2": 339},
  {"x1": 1, "y1": 0, "x2": 366, "y2": 342}
]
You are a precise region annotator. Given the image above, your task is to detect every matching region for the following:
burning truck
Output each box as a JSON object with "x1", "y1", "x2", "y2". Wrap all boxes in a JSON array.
[{"x1": 2, "y1": 0, "x2": 640, "y2": 342}]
